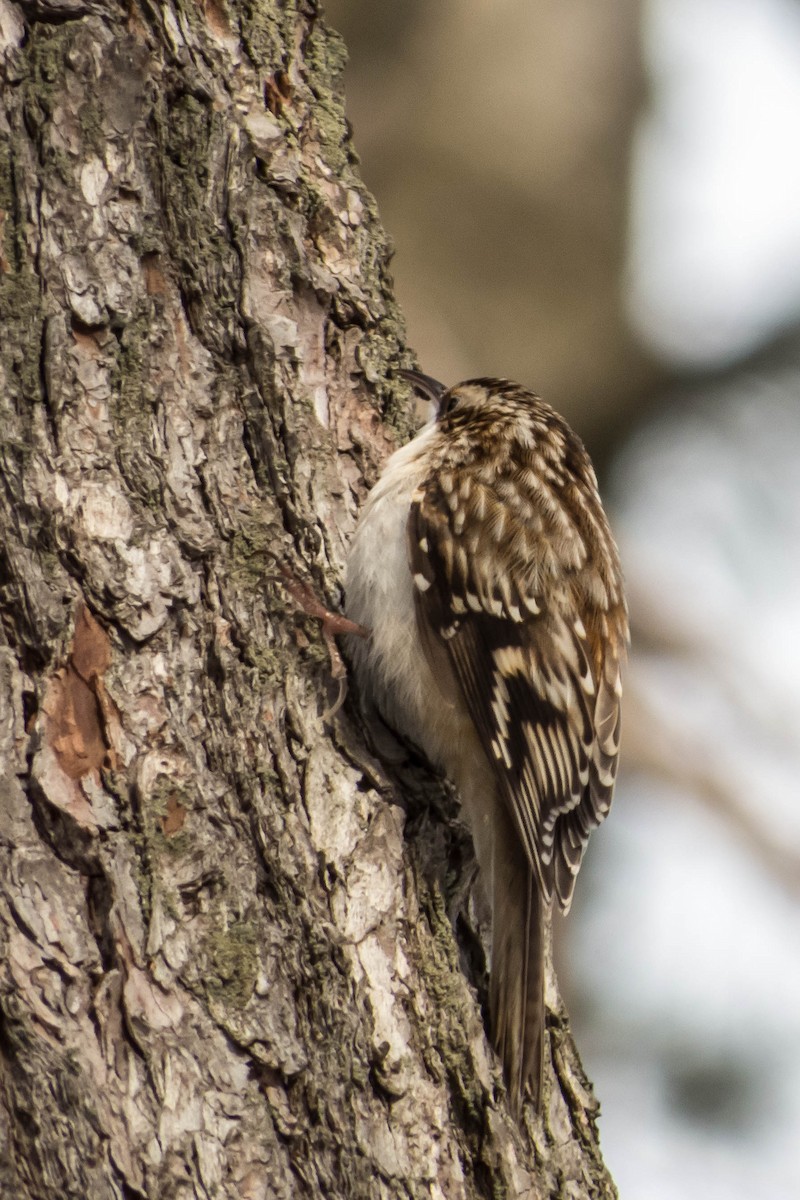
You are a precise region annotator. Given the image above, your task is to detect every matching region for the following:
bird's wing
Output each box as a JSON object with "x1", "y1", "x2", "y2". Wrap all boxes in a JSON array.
[{"x1": 407, "y1": 455, "x2": 624, "y2": 905}]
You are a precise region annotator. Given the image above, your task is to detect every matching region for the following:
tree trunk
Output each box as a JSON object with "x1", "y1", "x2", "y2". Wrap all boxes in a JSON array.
[{"x1": 0, "y1": 1, "x2": 617, "y2": 1196}]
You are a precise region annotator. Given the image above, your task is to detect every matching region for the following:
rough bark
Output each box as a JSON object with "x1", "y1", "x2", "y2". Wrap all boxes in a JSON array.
[{"x1": 0, "y1": 1, "x2": 617, "y2": 1196}]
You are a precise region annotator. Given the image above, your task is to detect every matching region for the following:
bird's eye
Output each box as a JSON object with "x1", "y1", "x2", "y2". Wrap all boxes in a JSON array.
[{"x1": 437, "y1": 391, "x2": 458, "y2": 419}]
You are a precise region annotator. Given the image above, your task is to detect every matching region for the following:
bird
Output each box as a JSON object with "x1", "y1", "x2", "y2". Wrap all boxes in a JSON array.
[{"x1": 345, "y1": 371, "x2": 627, "y2": 1114}]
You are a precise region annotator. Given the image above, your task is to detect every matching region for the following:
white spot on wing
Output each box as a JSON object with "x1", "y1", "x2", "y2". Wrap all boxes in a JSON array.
[
  {"x1": 414, "y1": 573, "x2": 432, "y2": 592},
  {"x1": 491, "y1": 737, "x2": 512, "y2": 769},
  {"x1": 494, "y1": 646, "x2": 528, "y2": 676},
  {"x1": 490, "y1": 671, "x2": 512, "y2": 740}
]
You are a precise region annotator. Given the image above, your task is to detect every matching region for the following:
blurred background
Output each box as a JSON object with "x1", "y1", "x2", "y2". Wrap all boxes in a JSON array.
[{"x1": 326, "y1": 0, "x2": 800, "y2": 1195}]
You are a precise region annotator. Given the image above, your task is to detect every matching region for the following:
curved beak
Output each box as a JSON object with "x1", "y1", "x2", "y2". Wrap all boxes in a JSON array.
[{"x1": 396, "y1": 368, "x2": 447, "y2": 409}]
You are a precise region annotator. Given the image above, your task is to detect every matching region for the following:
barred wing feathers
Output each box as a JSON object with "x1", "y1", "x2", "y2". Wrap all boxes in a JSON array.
[{"x1": 407, "y1": 448, "x2": 624, "y2": 909}]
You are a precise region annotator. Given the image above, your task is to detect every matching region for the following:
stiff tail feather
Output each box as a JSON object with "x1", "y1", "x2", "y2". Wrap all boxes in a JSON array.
[{"x1": 490, "y1": 831, "x2": 545, "y2": 1114}]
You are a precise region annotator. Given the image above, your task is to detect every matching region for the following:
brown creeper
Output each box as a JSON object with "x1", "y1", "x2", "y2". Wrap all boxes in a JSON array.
[{"x1": 345, "y1": 373, "x2": 627, "y2": 1113}]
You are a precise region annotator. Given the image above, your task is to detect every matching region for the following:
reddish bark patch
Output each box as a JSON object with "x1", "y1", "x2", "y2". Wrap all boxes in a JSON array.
[
  {"x1": 142, "y1": 252, "x2": 168, "y2": 296},
  {"x1": 204, "y1": 0, "x2": 231, "y2": 39},
  {"x1": 70, "y1": 324, "x2": 103, "y2": 356},
  {"x1": 43, "y1": 603, "x2": 115, "y2": 780},
  {"x1": 265, "y1": 72, "x2": 291, "y2": 116},
  {"x1": 72, "y1": 602, "x2": 112, "y2": 683},
  {"x1": 162, "y1": 793, "x2": 187, "y2": 835}
]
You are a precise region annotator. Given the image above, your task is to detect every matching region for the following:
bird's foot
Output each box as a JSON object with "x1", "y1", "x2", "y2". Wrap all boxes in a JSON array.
[{"x1": 279, "y1": 565, "x2": 369, "y2": 719}]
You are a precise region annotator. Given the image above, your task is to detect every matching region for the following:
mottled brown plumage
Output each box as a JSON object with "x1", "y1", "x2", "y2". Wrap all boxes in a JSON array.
[{"x1": 346, "y1": 374, "x2": 628, "y2": 1114}]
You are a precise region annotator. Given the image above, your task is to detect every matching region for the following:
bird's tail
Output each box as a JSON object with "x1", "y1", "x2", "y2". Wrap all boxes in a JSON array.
[{"x1": 490, "y1": 825, "x2": 545, "y2": 1114}]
